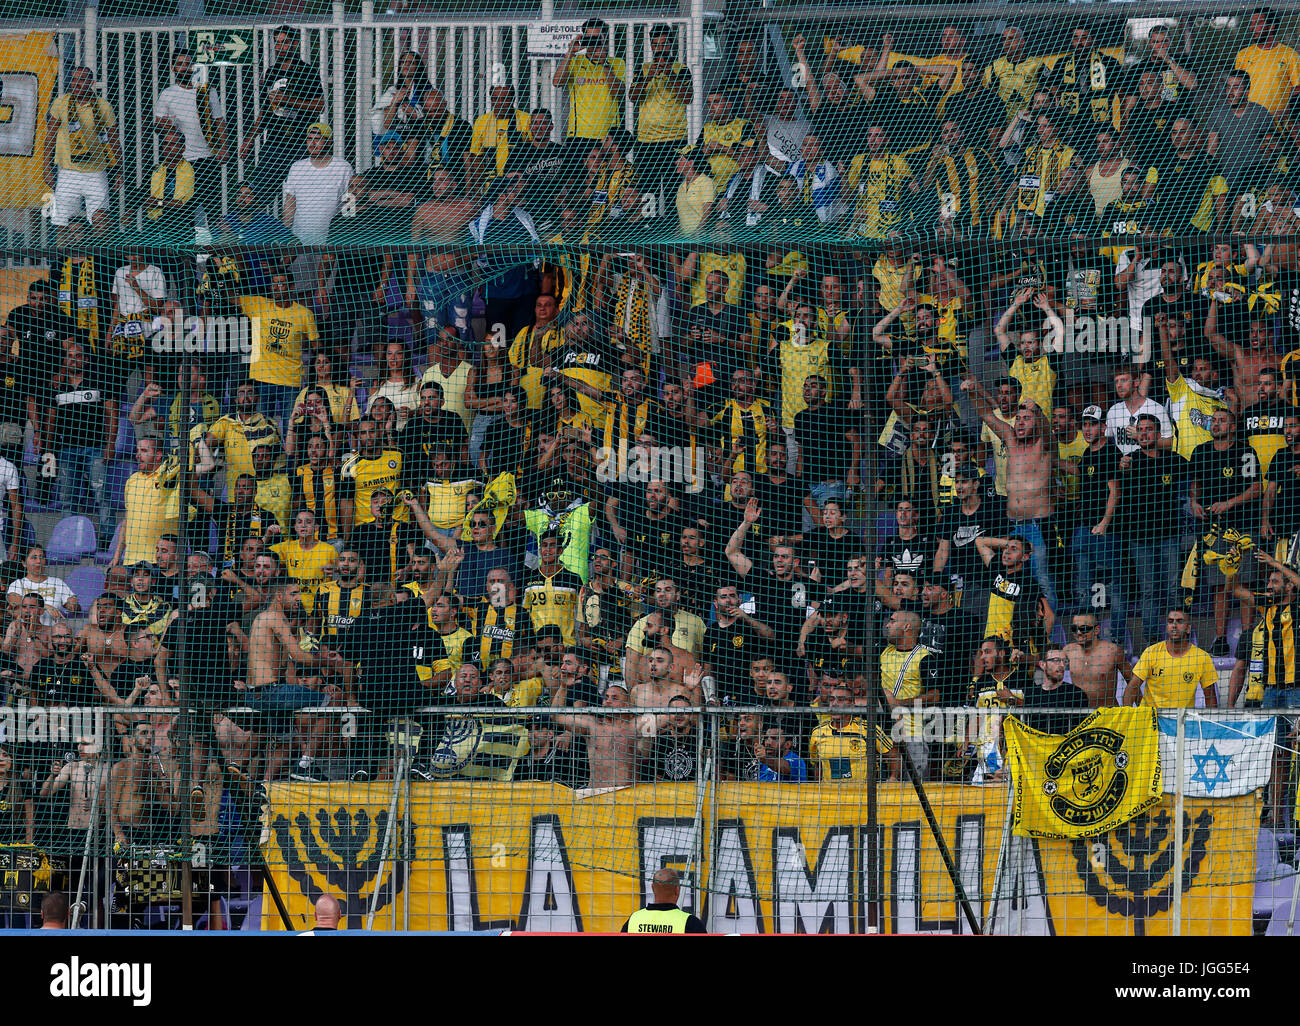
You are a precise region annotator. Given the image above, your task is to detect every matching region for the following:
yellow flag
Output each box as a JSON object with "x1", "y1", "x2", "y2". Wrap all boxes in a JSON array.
[
  {"x1": 1005, "y1": 707, "x2": 1162, "y2": 839},
  {"x1": 0, "y1": 33, "x2": 59, "y2": 209}
]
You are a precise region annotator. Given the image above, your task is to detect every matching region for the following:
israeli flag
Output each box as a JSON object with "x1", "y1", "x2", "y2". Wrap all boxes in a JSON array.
[{"x1": 1158, "y1": 715, "x2": 1276, "y2": 798}]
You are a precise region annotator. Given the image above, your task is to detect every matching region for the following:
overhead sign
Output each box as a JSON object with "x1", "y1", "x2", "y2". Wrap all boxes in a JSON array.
[
  {"x1": 526, "y1": 22, "x2": 585, "y2": 58},
  {"x1": 193, "y1": 29, "x2": 252, "y2": 65}
]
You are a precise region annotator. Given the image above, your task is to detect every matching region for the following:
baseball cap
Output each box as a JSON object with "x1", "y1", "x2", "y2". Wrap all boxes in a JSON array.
[
  {"x1": 374, "y1": 130, "x2": 402, "y2": 148},
  {"x1": 129, "y1": 561, "x2": 157, "y2": 575},
  {"x1": 1082, "y1": 405, "x2": 1103, "y2": 422},
  {"x1": 307, "y1": 122, "x2": 333, "y2": 139}
]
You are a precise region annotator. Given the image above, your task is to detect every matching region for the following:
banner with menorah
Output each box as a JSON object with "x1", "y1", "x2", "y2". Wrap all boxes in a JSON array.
[{"x1": 259, "y1": 782, "x2": 1257, "y2": 934}]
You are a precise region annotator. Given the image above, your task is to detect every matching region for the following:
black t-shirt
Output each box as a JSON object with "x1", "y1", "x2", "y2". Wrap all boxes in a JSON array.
[
  {"x1": 1280, "y1": 270, "x2": 1300, "y2": 353},
  {"x1": 351, "y1": 519, "x2": 424, "y2": 588},
  {"x1": 1267, "y1": 446, "x2": 1300, "y2": 537},
  {"x1": 746, "y1": 568, "x2": 822, "y2": 639},
  {"x1": 808, "y1": 528, "x2": 865, "y2": 590},
  {"x1": 259, "y1": 56, "x2": 325, "y2": 147},
  {"x1": 5, "y1": 302, "x2": 78, "y2": 377},
  {"x1": 703, "y1": 617, "x2": 765, "y2": 705},
  {"x1": 613, "y1": 485, "x2": 683, "y2": 579},
  {"x1": 875, "y1": 531, "x2": 936, "y2": 578},
  {"x1": 341, "y1": 596, "x2": 447, "y2": 702},
  {"x1": 1187, "y1": 439, "x2": 1257, "y2": 527},
  {"x1": 1077, "y1": 442, "x2": 1121, "y2": 528},
  {"x1": 757, "y1": 473, "x2": 807, "y2": 541},
  {"x1": 646, "y1": 728, "x2": 701, "y2": 781},
  {"x1": 1120, "y1": 450, "x2": 1185, "y2": 539},
  {"x1": 794, "y1": 402, "x2": 855, "y2": 483},
  {"x1": 938, "y1": 495, "x2": 1009, "y2": 590},
  {"x1": 1019, "y1": 680, "x2": 1091, "y2": 734},
  {"x1": 1156, "y1": 151, "x2": 1222, "y2": 233},
  {"x1": 673, "y1": 558, "x2": 718, "y2": 618},
  {"x1": 919, "y1": 606, "x2": 982, "y2": 702},
  {"x1": 26, "y1": 656, "x2": 97, "y2": 707},
  {"x1": 482, "y1": 417, "x2": 529, "y2": 479},
  {"x1": 108, "y1": 656, "x2": 157, "y2": 704},
  {"x1": 502, "y1": 141, "x2": 565, "y2": 222},
  {"x1": 398, "y1": 410, "x2": 470, "y2": 488},
  {"x1": 162, "y1": 595, "x2": 239, "y2": 692},
  {"x1": 1240, "y1": 399, "x2": 1290, "y2": 468},
  {"x1": 804, "y1": 631, "x2": 856, "y2": 681},
  {"x1": 46, "y1": 372, "x2": 107, "y2": 450}
]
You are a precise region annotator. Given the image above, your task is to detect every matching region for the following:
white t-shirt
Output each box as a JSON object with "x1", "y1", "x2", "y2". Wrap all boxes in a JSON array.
[
  {"x1": 1105, "y1": 397, "x2": 1173, "y2": 455},
  {"x1": 367, "y1": 380, "x2": 422, "y2": 431},
  {"x1": 112, "y1": 264, "x2": 168, "y2": 317},
  {"x1": 0, "y1": 456, "x2": 16, "y2": 541},
  {"x1": 283, "y1": 156, "x2": 354, "y2": 245},
  {"x1": 1113, "y1": 251, "x2": 1164, "y2": 336},
  {"x1": 7, "y1": 575, "x2": 75, "y2": 625},
  {"x1": 155, "y1": 83, "x2": 224, "y2": 162}
]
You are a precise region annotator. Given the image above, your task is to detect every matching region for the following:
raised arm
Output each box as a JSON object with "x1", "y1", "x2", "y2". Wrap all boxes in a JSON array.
[
  {"x1": 960, "y1": 376, "x2": 1014, "y2": 446},
  {"x1": 725, "y1": 498, "x2": 761, "y2": 577}
]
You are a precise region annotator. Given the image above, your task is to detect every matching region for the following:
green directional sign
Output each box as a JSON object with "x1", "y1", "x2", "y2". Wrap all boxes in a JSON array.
[{"x1": 192, "y1": 29, "x2": 253, "y2": 65}]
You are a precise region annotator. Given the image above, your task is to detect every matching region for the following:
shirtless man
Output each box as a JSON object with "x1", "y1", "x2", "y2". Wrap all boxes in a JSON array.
[
  {"x1": 244, "y1": 580, "x2": 344, "y2": 784},
  {"x1": 963, "y1": 376, "x2": 1059, "y2": 610},
  {"x1": 40, "y1": 735, "x2": 110, "y2": 852},
  {"x1": 631, "y1": 645, "x2": 702, "y2": 736},
  {"x1": 2, "y1": 594, "x2": 52, "y2": 678},
  {"x1": 1207, "y1": 294, "x2": 1282, "y2": 401},
  {"x1": 550, "y1": 682, "x2": 639, "y2": 788},
  {"x1": 78, "y1": 594, "x2": 129, "y2": 678},
  {"x1": 109, "y1": 720, "x2": 177, "y2": 847},
  {"x1": 1062, "y1": 610, "x2": 1133, "y2": 706}
]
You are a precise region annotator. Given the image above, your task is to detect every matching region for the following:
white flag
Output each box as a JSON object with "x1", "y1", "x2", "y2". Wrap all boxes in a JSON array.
[{"x1": 1158, "y1": 715, "x2": 1276, "y2": 797}]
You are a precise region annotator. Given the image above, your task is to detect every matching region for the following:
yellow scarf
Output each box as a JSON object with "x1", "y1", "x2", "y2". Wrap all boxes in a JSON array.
[{"x1": 58, "y1": 256, "x2": 99, "y2": 352}]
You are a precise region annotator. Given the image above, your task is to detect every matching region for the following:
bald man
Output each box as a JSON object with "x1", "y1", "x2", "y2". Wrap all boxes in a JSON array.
[
  {"x1": 300, "y1": 893, "x2": 342, "y2": 934},
  {"x1": 620, "y1": 868, "x2": 706, "y2": 933}
]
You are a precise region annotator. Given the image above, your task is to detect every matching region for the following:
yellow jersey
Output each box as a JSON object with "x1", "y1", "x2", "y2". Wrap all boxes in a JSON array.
[
  {"x1": 1132, "y1": 642, "x2": 1218, "y2": 708},
  {"x1": 522, "y1": 567, "x2": 584, "y2": 646},
  {"x1": 983, "y1": 55, "x2": 1046, "y2": 118},
  {"x1": 981, "y1": 409, "x2": 1015, "y2": 497},
  {"x1": 689, "y1": 252, "x2": 747, "y2": 308},
  {"x1": 872, "y1": 256, "x2": 922, "y2": 317},
  {"x1": 1016, "y1": 141, "x2": 1075, "y2": 217},
  {"x1": 636, "y1": 61, "x2": 689, "y2": 142},
  {"x1": 469, "y1": 109, "x2": 530, "y2": 176},
  {"x1": 271, "y1": 539, "x2": 337, "y2": 585},
  {"x1": 1235, "y1": 43, "x2": 1300, "y2": 115},
  {"x1": 881, "y1": 644, "x2": 934, "y2": 739},
  {"x1": 699, "y1": 118, "x2": 755, "y2": 186},
  {"x1": 122, "y1": 465, "x2": 178, "y2": 567},
  {"x1": 207, "y1": 412, "x2": 282, "y2": 498},
  {"x1": 809, "y1": 719, "x2": 891, "y2": 780},
  {"x1": 425, "y1": 475, "x2": 479, "y2": 531},
  {"x1": 340, "y1": 448, "x2": 406, "y2": 526},
  {"x1": 1010, "y1": 354, "x2": 1056, "y2": 419},
  {"x1": 255, "y1": 471, "x2": 292, "y2": 531},
  {"x1": 844, "y1": 152, "x2": 912, "y2": 239},
  {"x1": 712, "y1": 397, "x2": 770, "y2": 476},
  {"x1": 564, "y1": 54, "x2": 626, "y2": 139},
  {"x1": 48, "y1": 94, "x2": 117, "y2": 172},
  {"x1": 239, "y1": 296, "x2": 319, "y2": 388},
  {"x1": 1167, "y1": 375, "x2": 1228, "y2": 460},
  {"x1": 775, "y1": 321, "x2": 832, "y2": 431},
  {"x1": 1057, "y1": 429, "x2": 1088, "y2": 504}
]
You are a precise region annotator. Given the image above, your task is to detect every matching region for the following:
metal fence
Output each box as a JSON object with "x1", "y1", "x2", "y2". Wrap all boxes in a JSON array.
[{"x1": 2, "y1": 702, "x2": 1290, "y2": 934}]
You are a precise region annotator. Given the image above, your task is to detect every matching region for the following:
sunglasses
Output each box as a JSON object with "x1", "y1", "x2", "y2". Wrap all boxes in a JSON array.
[{"x1": 1071, "y1": 624, "x2": 1095, "y2": 633}]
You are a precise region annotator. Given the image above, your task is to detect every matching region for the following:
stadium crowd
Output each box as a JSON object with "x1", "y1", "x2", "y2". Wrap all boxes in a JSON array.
[{"x1": 4, "y1": 8, "x2": 1300, "y2": 857}]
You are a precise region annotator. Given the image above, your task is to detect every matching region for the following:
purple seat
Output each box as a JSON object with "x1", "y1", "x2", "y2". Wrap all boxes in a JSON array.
[
  {"x1": 46, "y1": 515, "x2": 97, "y2": 563},
  {"x1": 95, "y1": 522, "x2": 123, "y2": 565},
  {"x1": 65, "y1": 566, "x2": 105, "y2": 610},
  {"x1": 105, "y1": 459, "x2": 132, "y2": 511}
]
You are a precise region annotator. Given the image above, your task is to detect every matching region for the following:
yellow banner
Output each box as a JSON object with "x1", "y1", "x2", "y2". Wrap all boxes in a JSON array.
[
  {"x1": 259, "y1": 781, "x2": 1255, "y2": 935},
  {"x1": 0, "y1": 33, "x2": 58, "y2": 209},
  {"x1": 1006, "y1": 707, "x2": 1163, "y2": 839}
]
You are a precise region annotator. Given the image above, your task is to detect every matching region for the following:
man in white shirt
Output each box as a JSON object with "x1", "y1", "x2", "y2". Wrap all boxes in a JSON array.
[
  {"x1": 1114, "y1": 246, "x2": 1166, "y2": 354},
  {"x1": 154, "y1": 48, "x2": 228, "y2": 225},
  {"x1": 1104, "y1": 364, "x2": 1172, "y2": 455},
  {"x1": 282, "y1": 122, "x2": 354, "y2": 246},
  {"x1": 6, "y1": 544, "x2": 77, "y2": 624},
  {"x1": 0, "y1": 454, "x2": 21, "y2": 563}
]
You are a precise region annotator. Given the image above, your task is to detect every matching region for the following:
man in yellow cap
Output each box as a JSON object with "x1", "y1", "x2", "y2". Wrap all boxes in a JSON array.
[
  {"x1": 620, "y1": 868, "x2": 706, "y2": 933},
  {"x1": 282, "y1": 121, "x2": 355, "y2": 245}
]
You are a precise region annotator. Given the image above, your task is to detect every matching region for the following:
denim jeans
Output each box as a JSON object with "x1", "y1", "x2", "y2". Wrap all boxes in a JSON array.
[
  {"x1": 469, "y1": 413, "x2": 500, "y2": 474},
  {"x1": 257, "y1": 382, "x2": 300, "y2": 435},
  {"x1": 57, "y1": 446, "x2": 107, "y2": 531},
  {"x1": 1129, "y1": 536, "x2": 1182, "y2": 646},
  {"x1": 1071, "y1": 526, "x2": 1128, "y2": 647},
  {"x1": 1008, "y1": 515, "x2": 1058, "y2": 612}
]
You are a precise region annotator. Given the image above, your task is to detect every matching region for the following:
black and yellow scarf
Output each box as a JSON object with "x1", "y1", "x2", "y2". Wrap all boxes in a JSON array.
[{"x1": 58, "y1": 256, "x2": 99, "y2": 353}]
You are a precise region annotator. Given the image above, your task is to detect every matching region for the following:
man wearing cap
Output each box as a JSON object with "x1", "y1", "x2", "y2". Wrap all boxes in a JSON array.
[
  {"x1": 932, "y1": 461, "x2": 1007, "y2": 617},
  {"x1": 1069, "y1": 404, "x2": 1126, "y2": 648},
  {"x1": 242, "y1": 25, "x2": 324, "y2": 201},
  {"x1": 622, "y1": 867, "x2": 706, "y2": 933},
  {"x1": 281, "y1": 122, "x2": 355, "y2": 246},
  {"x1": 675, "y1": 147, "x2": 716, "y2": 236}
]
